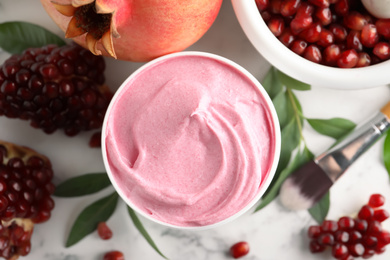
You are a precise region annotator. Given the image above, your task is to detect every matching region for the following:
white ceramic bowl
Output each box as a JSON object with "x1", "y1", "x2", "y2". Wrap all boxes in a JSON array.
[
  {"x1": 101, "y1": 51, "x2": 281, "y2": 230},
  {"x1": 232, "y1": 0, "x2": 390, "y2": 89}
]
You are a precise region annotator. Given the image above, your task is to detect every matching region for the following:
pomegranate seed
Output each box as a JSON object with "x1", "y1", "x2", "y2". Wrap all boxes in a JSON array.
[
  {"x1": 343, "y1": 11, "x2": 368, "y2": 31},
  {"x1": 349, "y1": 243, "x2": 365, "y2": 257},
  {"x1": 103, "y1": 250, "x2": 125, "y2": 260},
  {"x1": 0, "y1": 196, "x2": 8, "y2": 212},
  {"x1": 349, "y1": 230, "x2": 363, "y2": 243},
  {"x1": 376, "y1": 19, "x2": 390, "y2": 38},
  {"x1": 318, "y1": 29, "x2": 334, "y2": 47},
  {"x1": 296, "y1": 2, "x2": 314, "y2": 17},
  {"x1": 356, "y1": 52, "x2": 371, "y2": 67},
  {"x1": 375, "y1": 244, "x2": 386, "y2": 254},
  {"x1": 309, "y1": 240, "x2": 326, "y2": 253},
  {"x1": 269, "y1": 0, "x2": 282, "y2": 14},
  {"x1": 337, "y1": 49, "x2": 358, "y2": 68},
  {"x1": 332, "y1": 243, "x2": 348, "y2": 259},
  {"x1": 230, "y1": 241, "x2": 250, "y2": 259},
  {"x1": 378, "y1": 231, "x2": 390, "y2": 245},
  {"x1": 346, "y1": 30, "x2": 363, "y2": 52},
  {"x1": 362, "y1": 249, "x2": 376, "y2": 259},
  {"x1": 59, "y1": 80, "x2": 75, "y2": 97},
  {"x1": 315, "y1": 7, "x2": 332, "y2": 26},
  {"x1": 15, "y1": 69, "x2": 31, "y2": 86},
  {"x1": 362, "y1": 235, "x2": 378, "y2": 248},
  {"x1": 290, "y1": 40, "x2": 308, "y2": 55},
  {"x1": 2, "y1": 62, "x2": 20, "y2": 78},
  {"x1": 373, "y1": 209, "x2": 389, "y2": 222},
  {"x1": 39, "y1": 64, "x2": 59, "y2": 80},
  {"x1": 355, "y1": 219, "x2": 368, "y2": 233},
  {"x1": 278, "y1": 28, "x2": 296, "y2": 46},
  {"x1": 368, "y1": 194, "x2": 386, "y2": 208},
  {"x1": 17, "y1": 241, "x2": 31, "y2": 256},
  {"x1": 335, "y1": 231, "x2": 350, "y2": 243},
  {"x1": 97, "y1": 222, "x2": 113, "y2": 240},
  {"x1": 329, "y1": 24, "x2": 348, "y2": 43},
  {"x1": 57, "y1": 58, "x2": 75, "y2": 76},
  {"x1": 361, "y1": 24, "x2": 379, "y2": 48},
  {"x1": 268, "y1": 16, "x2": 285, "y2": 36},
  {"x1": 308, "y1": 0, "x2": 329, "y2": 8},
  {"x1": 256, "y1": 0, "x2": 269, "y2": 11},
  {"x1": 1, "y1": 81, "x2": 17, "y2": 95},
  {"x1": 261, "y1": 10, "x2": 272, "y2": 22},
  {"x1": 323, "y1": 44, "x2": 341, "y2": 66},
  {"x1": 304, "y1": 45, "x2": 322, "y2": 63},
  {"x1": 338, "y1": 216, "x2": 355, "y2": 230},
  {"x1": 334, "y1": 0, "x2": 349, "y2": 16},
  {"x1": 300, "y1": 22, "x2": 322, "y2": 42},
  {"x1": 317, "y1": 233, "x2": 334, "y2": 246},
  {"x1": 290, "y1": 15, "x2": 313, "y2": 35},
  {"x1": 367, "y1": 221, "x2": 383, "y2": 235},
  {"x1": 373, "y1": 42, "x2": 390, "y2": 60},
  {"x1": 280, "y1": 0, "x2": 301, "y2": 17},
  {"x1": 321, "y1": 220, "x2": 338, "y2": 232},
  {"x1": 308, "y1": 225, "x2": 322, "y2": 239}
]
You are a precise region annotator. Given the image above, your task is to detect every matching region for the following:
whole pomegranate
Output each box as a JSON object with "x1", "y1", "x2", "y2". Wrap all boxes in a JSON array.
[{"x1": 40, "y1": 0, "x2": 223, "y2": 62}]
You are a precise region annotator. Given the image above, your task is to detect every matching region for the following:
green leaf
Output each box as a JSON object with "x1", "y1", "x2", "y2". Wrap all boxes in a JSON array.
[
  {"x1": 127, "y1": 207, "x2": 168, "y2": 259},
  {"x1": 263, "y1": 89, "x2": 305, "y2": 198},
  {"x1": 307, "y1": 118, "x2": 356, "y2": 139},
  {"x1": 278, "y1": 117, "x2": 302, "y2": 171},
  {"x1": 276, "y1": 70, "x2": 311, "y2": 91},
  {"x1": 0, "y1": 21, "x2": 66, "y2": 54},
  {"x1": 308, "y1": 192, "x2": 330, "y2": 224},
  {"x1": 54, "y1": 173, "x2": 112, "y2": 197},
  {"x1": 262, "y1": 67, "x2": 283, "y2": 100},
  {"x1": 66, "y1": 192, "x2": 119, "y2": 247},
  {"x1": 273, "y1": 90, "x2": 294, "y2": 129},
  {"x1": 255, "y1": 146, "x2": 313, "y2": 212},
  {"x1": 384, "y1": 132, "x2": 390, "y2": 176}
]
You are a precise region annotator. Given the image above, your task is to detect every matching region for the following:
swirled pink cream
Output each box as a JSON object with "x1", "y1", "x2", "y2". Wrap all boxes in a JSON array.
[{"x1": 103, "y1": 53, "x2": 278, "y2": 227}]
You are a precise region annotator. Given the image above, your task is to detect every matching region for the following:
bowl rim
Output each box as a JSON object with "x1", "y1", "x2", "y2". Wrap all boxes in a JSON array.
[
  {"x1": 101, "y1": 51, "x2": 281, "y2": 230},
  {"x1": 231, "y1": 0, "x2": 390, "y2": 89}
]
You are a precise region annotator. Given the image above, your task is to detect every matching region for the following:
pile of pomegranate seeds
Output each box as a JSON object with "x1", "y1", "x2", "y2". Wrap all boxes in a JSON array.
[
  {"x1": 0, "y1": 44, "x2": 112, "y2": 136},
  {"x1": 307, "y1": 194, "x2": 390, "y2": 259},
  {"x1": 256, "y1": 0, "x2": 390, "y2": 68}
]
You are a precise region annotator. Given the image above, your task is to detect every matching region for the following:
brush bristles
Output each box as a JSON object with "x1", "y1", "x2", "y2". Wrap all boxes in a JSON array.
[
  {"x1": 381, "y1": 101, "x2": 390, "y2": 120},
  {"x1": 279, "y1": 160, "x2": 333, "y2": 210}
]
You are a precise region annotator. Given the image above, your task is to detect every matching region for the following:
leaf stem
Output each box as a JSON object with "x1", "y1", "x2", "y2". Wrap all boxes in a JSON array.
[{"x1": 286, "y1": 88, "x2": 307, "y2": 147}]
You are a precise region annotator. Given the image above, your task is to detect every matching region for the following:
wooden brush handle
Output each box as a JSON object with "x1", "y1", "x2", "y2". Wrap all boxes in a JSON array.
[{"x1": 381, "y1": 101, "x2": 390, "y2": 120}]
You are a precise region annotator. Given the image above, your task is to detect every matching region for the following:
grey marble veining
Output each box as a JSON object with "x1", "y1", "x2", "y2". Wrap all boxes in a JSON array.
[{"x1": 0, "y1": 1, "x2": 390, "y2": 260}]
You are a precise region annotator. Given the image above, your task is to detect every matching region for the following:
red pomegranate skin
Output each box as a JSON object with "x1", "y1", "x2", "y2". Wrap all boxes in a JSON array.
[{"x1": 40, "y1": 0, "x2": 223, "y2": 62}]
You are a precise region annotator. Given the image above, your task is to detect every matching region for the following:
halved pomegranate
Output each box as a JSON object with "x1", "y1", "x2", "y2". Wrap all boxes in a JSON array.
[{"x1": 0, "y1": 140, "x2": 55, "y2": 259}]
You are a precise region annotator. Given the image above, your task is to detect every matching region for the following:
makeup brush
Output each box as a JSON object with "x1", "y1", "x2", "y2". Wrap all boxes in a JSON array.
[{"x1": 279, "y1": 101, "x2": 390, "y2": 211}]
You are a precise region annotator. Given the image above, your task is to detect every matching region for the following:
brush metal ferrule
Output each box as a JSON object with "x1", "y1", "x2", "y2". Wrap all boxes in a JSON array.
[{"x1": 315, "y1": 111, "x2": 390, "y2": 182}]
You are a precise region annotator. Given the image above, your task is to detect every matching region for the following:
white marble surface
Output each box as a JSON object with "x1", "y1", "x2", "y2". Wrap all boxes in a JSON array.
[{"x1": 1, "y1": 0, "x2": 390, "y2": 259}]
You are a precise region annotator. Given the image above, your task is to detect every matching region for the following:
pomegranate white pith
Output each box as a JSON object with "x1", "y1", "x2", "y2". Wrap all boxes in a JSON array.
[{"x1": 40, "y1": 0, "x2": 223, "y2": 62}]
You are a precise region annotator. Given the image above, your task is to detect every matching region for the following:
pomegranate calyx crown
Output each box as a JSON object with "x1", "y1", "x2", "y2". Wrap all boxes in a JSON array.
[{"x1": 51, "y1": 0, "x2": 117, "y2": 59}]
